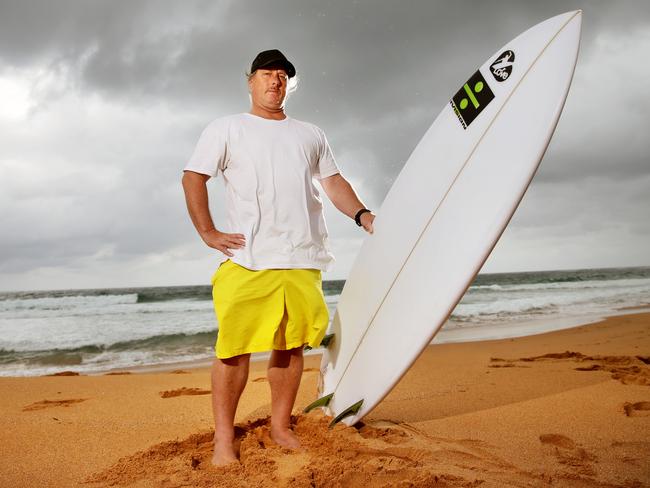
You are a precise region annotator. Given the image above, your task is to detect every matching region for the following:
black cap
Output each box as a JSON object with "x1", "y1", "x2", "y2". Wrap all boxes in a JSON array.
[{"x1": 250, "y1": 49, "x2": 296, "y2": 78}]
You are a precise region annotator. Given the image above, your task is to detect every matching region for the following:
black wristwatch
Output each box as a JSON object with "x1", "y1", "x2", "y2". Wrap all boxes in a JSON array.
[{"x1": 354, "y1": 208, "x2": 372, "y2": 226}]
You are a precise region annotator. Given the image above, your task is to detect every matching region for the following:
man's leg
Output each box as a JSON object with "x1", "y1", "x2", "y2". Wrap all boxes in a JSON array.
[
  {"x1": 211, "y1": 353, "x2": 250, "y2": 466},
  {"x1": 267, "y1": 346, "x2": 304, "y2": 448}
]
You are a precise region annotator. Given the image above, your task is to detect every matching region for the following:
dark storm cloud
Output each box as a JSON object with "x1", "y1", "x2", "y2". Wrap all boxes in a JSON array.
[
  {"x1": 2, "y1": 1, "x2": 647, "y2": 115},
  {"x1": 0, "y1": 0, "x2": 649, "y2": 289}
]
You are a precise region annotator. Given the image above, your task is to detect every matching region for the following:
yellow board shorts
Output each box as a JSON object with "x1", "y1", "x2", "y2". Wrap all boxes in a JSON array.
[{"x1": 211, "y1": 259, "x2": 330, "y2": 359}]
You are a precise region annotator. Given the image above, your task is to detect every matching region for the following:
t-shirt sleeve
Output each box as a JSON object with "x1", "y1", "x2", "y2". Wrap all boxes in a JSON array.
[
  {"x1": 313, "y1": 127, "x2": 341, "y2": 180},
  {"x1": 183, "y1": 120, "x2": 229, "y2": 177}
]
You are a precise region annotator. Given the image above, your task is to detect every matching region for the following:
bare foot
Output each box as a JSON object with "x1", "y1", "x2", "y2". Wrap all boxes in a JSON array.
[
  {"x1": 270, "y1": 426, "x2": 301, "y2": 449},
  {"x1": 211, "y1": 440, "x2": 238, "y2": 467}
]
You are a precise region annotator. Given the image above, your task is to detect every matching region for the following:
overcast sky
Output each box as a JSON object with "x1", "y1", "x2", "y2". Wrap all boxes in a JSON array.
[{"x1": 0, "y1": 0, "x2": 649, "y2": 291}]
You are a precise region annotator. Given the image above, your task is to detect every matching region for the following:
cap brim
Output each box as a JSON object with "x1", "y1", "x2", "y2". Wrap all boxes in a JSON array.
[{"x1": 255, "y1": 60, "x2": 296, "y2": 78}]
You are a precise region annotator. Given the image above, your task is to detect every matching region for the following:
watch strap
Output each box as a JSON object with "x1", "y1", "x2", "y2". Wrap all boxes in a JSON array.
[{"x1": 354, "y1": 208, "x2": 371, "y2": 226}]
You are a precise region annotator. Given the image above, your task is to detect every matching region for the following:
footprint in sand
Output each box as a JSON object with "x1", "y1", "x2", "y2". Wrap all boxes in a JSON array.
[
  {"x1": 494, "y1": 351, "x2": 650, "y2": 386},
  {"x1": 251, "y1": 377, "x2": 267, "y2": 383},
  {"x1": 23, "y1": 398, "x2": 88, "y2": 411},
  {"x1": 488, "y1": 358, "x2": 529, "y2": 368},
  {"x1": 623, "y1": 401, "x2": 650, "y2": 417},
  {"x1": 539, "y1": 433, "x2": 597, "y2": 476},
  {"x1": 539, "y1": 433, "x2": 576, "y2": 449},
  {"x1": 159, "y1": 387, "x2": 211, "y2": 398},
  {"x1": 357, "y1": 422, "x2": 410, "y2": 445}
]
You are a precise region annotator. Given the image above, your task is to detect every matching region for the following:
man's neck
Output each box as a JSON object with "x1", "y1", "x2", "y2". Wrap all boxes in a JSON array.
[{"x1": 249, "y1": 106, "x2": 287, "y2": 120}]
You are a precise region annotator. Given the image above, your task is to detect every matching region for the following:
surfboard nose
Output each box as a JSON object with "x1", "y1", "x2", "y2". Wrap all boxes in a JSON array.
[
  {"x1": 538, "y1": 10, "x2": 582, "y2": 37},
  {"x1": 564, "y1": 10, "x2": 582, "y2": 29}
]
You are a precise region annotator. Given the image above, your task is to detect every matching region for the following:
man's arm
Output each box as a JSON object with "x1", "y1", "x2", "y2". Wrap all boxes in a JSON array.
[
  {"x1": 181, "y1": 170, "x2": 245, "y2": 257},
  {"x1": 319, "y1": 173, "x2": 375, "y2": 234}
]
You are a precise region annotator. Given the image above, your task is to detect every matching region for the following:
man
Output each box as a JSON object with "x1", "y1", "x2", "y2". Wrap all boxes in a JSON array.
[{"x1": 182, "y1": 49, "x2": 375, "y2": 466}]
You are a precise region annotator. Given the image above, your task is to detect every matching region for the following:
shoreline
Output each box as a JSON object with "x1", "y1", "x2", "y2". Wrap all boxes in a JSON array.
[{"x1": 67, "y1": 305, "x2": 650, "y2": 377}]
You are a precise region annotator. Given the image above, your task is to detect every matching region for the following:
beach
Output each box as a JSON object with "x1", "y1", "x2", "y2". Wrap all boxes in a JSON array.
[{"x1": 1, "y1": 311, "x2": 648, "y2": 487}]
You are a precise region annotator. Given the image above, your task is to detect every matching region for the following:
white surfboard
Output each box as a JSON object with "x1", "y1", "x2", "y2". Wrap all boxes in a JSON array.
[{"x1": 306, "y1": 11, "x2": 582, "y2": 425}]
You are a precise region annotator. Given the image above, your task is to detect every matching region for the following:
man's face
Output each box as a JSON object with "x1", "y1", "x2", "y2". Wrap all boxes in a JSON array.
[{"x1": 248, "y1": 67, "x2": 289, "y2": 111}]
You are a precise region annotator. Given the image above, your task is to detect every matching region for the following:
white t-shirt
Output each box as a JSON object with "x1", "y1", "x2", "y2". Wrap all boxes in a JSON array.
[{"x1": 184, "y1": 112, "x2": 340, "y2": 271}]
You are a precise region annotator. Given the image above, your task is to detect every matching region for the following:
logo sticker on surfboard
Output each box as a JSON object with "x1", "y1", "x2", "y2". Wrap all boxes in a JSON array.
[
  {"x1": 451, "y1": 70, "x2": 495, "y2": 129},
  {"x1": 490, "y1": 50, "x2": 515, "y2": 82}
]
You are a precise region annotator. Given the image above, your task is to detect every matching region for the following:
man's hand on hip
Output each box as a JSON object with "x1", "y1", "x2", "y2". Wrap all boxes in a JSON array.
[{"x1": 202, "y1": 229, "x2": 246, "y2": 257}]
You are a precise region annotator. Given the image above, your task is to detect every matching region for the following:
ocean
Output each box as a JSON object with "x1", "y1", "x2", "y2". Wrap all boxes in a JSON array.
[{"x1": 1, "y1": 266, "x2": 649, "y2": 377}]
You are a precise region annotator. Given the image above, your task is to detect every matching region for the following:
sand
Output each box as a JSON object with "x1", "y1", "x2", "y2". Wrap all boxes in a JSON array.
[{"x1": 0, "y1": 312, "x2": 648, "y2": 487}]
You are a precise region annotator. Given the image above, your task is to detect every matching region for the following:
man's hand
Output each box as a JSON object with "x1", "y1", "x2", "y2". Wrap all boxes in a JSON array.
[
  {"x1": 359, "y1": 211, "x2": 375, "y2": 234},
  {"x1": 201, "y1": 229, "x2": 246, "y2": 257},
  {"x1": 182, "y1": 171, "x2": 247, "y2": 256}
]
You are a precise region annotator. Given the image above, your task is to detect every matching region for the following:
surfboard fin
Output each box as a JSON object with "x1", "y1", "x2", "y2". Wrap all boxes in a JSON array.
[
  {"x1": 329, "y1": 399, "x2": 364, "y2": 428},
  {"x1": 303, "y1": 393, "x2": 333, "y2": 413},
  {"x1": 320, "y1": 333, "x2": 335, "y2": 347},
  {"x1": 303, "y1": 333, "x2": 335, "y2": 351}
]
